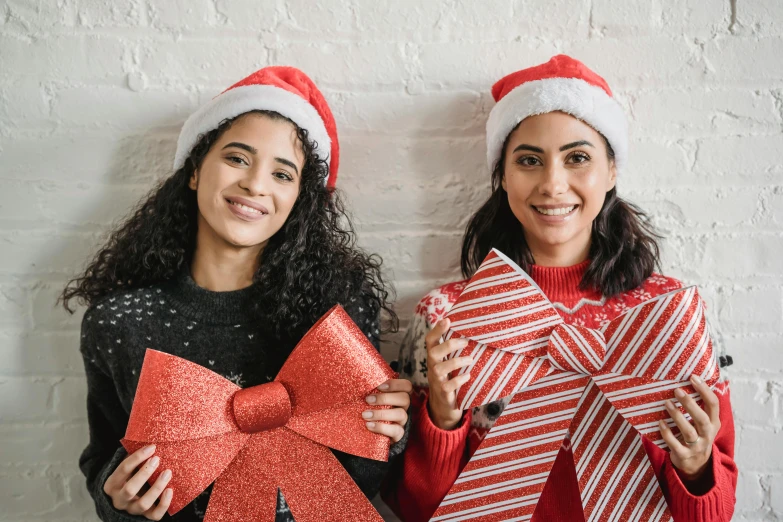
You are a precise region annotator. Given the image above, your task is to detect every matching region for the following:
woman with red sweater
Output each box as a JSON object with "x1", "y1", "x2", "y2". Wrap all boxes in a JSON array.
[{"x1": 382, "y1": 55, "x2": 737, "y2": 521}]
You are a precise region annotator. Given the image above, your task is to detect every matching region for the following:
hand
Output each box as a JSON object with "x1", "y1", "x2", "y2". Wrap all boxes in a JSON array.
[
  {"x1": 103, "y1": 445, "x2": 173, "y2": 520},
  {"x1": 364, "y1": 378, "x2": 412, "y2": 443},
  {"x1": 658, "y1": 375, "x2": 721, "y2": 481},
  {"x1": 425, "y1": 318, "x2": 473, "y2": 430}
]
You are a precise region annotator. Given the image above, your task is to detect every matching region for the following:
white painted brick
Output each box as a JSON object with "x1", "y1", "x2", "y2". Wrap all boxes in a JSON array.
[
  {"x1": 53, "y1": 377, "x2": 89, "y2": 422},
  {"x1": 717, "y1": 286, "x2": 782, "y2": 335},
  {"x1": 0, "y1": 34, "x2": 127, "y2": 81},
  {"x1": 0, "y1": 232, "x2": 102, "y2": 277},
  {"x1": 731, "y1": 378, "x2": 781, "y2": 427},
  {"x1": 214, "y1": 0, "x2": 281, "y2": 31},
  {"x1": 4, "y1": 0, "x2": 77, "y2": 29},
  {"x1": 736, "y1": 0, "x2": 783, "y2": 36},
  {"x1": 0, "y1": 423, "x2": 88, "y2": 466},
  {"x1": 31, "y1": 282, "x2": 85, "y2": 331},
  {"x1": 139, "y1": 38, "x2": 270, "y2": 86},
  {"x1": 0, "y1": 285, "x2": 30, "y2": 328},
  {"x1": 693, "y1": 135, "x2": 783, "y2": 184},
  {"x1": 277, "y1": 0, "x2": 358, "y2": 38},
  {"x1": 77, "y1": 0, "x2": 143, "y2": 28},
  {"x1": 770, "y1": 474, "x2": 783, "y2": 513},
  {"x1": 0, "y1": 470, "x2": 64, "y2": 517},
  {"x1": 657, "y1": 0, "x2": 731, "y2": 34},
  {"x1": 631, "y1": 88, "x2": 780, "y2": 138},
  {"x1": 0, "y1": 377, "x2": 56, "y2": 421},
  {"x1": 623, "y1": 139, "x2": 694, "y2": 189},
  {"x1": 769, "y1": 188, "x2": 783, "y2": 227},
  {"x1": 0, "y1": 331, "x2": 84, "y2": 376},
  {"x1": 37, "y1": 184, "x2": 149, "y2": 228},
  {"x1": 724, "y1": 334, "x2": 783, "y2": 376},
  {"x1": 147, "y1": 0, "x2": 218, "y2": 29},
  {"x1": 591, "y1": 0, "x2": 654, "y2": 35},
  {"x1": 735, "y1": 471, "x2": 766, "y2": 512},
  {"x1": 703, "y1": 37, "x2": 783, "y2": 83},
  {"x1": 276, "y1": 41, "x2": 412, "y2": 88},
  {"x1": 0, "y1": 77, "x2": 52, "y2": 127},
  {"x1": 50, "y1": 85, "x2": 196, "y2": 129},
  {"x1": 737, "y1": 428, "x2": 783, "y2": 471},
  {"x1": 702, "y1": 234, "x2": 783, "y2": 280},
  {"x1": 0, "y1": 181, "x2": 41, "y2": 222},
  {"x1": 512, "y1": 0, "x2": 590, "y2": 38},
  {"x1": 0, "y1": 131, "x2": 177, "y2": 184}
]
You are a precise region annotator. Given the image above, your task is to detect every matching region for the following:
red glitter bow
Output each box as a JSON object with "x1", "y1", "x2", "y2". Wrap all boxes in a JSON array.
[
  {"x1": 432, "y1": 249, "x2": 720, "y2": 522},
  {"x1": 121, "y1": 305, "x2": 394, "y2": 521}
]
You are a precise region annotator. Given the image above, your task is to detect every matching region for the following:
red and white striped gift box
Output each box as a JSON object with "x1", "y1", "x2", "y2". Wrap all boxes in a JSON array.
[{"x1": 432, "y1": 249, "x2": 720, "y2": 522}]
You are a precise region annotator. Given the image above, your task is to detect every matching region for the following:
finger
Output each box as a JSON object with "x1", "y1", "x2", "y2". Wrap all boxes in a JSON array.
[
  {"x1": 377, "y1": 378, "x2": 413, "y2": 394},
  {"x1": 425, "y1": 319, "x2": 451, "y2": 351},
  {"x1": 367, "y1": 391, "x2": 411, "y2": 408},
  {"x1": 111, "y1": 445, "x2": 156, "y2": 489},
  {"x1": 442, "y1": 372, "x2": 471, "y2": 395},
  {"x1": 363, "y1": 407, "x2": 408, "y2": 425},
  {"x1": 691, "y1": 375, "x2": 721, "y2": 427},
  {"x1": 664, "y1": 399, "x2": 699, "y2": 443},
  {"x1": 134, "y1": 469, "x2": 172, "y2": 514},
  {"x1": 144, "y1": 488, "x2": 173, "y2": 521},
  {"x1": 659, "y1": 419, "x2": 687, "y2": 457},
  {"x1": 429, "y1": 338, "x2": 470, "y2": 364},
  {"x1": 431, "y1": 356, "x2": 473, "y2": 382},
  {"x1": 366, "y1": 421, "x2": 405, "y2": 443},
  {"x1": 122, "y1": 455, "x2": 161, "y2": 504},
  {"x1": 674, "y1": 388, "x2": 711, "y2": 436}
]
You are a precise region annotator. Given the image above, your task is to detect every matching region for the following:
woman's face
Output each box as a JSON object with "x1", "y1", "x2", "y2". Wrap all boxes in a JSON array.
[
  {"x1": 502, "y1": 111, "x2": 617, "y2": 262},
  {"x1": 189, "y1": 112, "x2": 304, "y2": 251}
]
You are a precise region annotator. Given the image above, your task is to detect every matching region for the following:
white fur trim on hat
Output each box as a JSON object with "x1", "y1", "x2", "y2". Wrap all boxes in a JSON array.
[
  {"x1": 173, "y1": 84, "x2": 331, "y2": 172},
  {"x1": 485, "y1": 77, "x2": 628, "y2": 173}
]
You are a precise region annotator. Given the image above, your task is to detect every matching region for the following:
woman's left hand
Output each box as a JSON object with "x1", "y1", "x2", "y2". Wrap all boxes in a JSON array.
[
  {"x1": 364, "y1": 378, "x2": 412, "y2": 443},
  {"x1": 658, "y1": 375, "x2": 721, "y2": 481}
]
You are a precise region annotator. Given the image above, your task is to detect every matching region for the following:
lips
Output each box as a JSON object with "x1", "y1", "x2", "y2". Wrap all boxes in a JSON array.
[
  {"x1": 532, "y1": 205, "x2": 578, "y2": 216},
  {"x1": 225, "y1": 196, "x2": 269, "y2": 215}
]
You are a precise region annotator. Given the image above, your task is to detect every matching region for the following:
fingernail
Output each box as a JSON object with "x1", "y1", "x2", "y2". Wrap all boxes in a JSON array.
[
  {"x1": 161, "y1": 469, "x2": 172, "y2": 481},
  {"x1": 674, "y1": 388, "x2": 685, "y2": 398},
  {"x1": 658, "y1": 420, "x2": 668, "y2": 430},
  {"x1": 143, "y1": 445, "x2": 156, "y2": 456},
  {"x1": 457, "y1": 339, "x2": 469, "y2": 347},
  {"x1": 366, "y1": 395, "x2": 377, "y2": 404},
  {"x1": 366, "y1": 422, "x2": 376, "y2": 429},
  {"x1": 691, "y1": 375, "x2": 702, "y2": 385},
  {"x1": 362, "y1": 411, "x2": 373, "y2": 419},
  {"x1": 378, "y1": 383, "x2": 390, "y2": 390},
  {"x1": 664, "y1": 399, "x2": 673, "y2": 409},
  {"x1": 149, "y1": 456, "x2": 160, "y2": 468}
]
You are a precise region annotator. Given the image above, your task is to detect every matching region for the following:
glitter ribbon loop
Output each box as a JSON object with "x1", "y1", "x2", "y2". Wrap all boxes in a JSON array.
[
  {"x1": 232, "y1": 381, "x2": 292, "y2": 434},
  {"x1": 121, "y1": 305, "x2": 394, "y2": 522},
  {"x1": 432, "y1": 249, "x2": 721, "y2": 522}
]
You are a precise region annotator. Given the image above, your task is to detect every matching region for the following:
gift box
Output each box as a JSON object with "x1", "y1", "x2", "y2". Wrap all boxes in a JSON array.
[
  {"x1": 121, "y1": 304, "x2": 394, "y2": 522},
  {"x1": 431, "y1": 249, "x2": 720, "y2": 522}
]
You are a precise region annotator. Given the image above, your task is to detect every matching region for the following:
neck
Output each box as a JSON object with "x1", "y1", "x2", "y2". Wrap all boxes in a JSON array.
[
  {"x1": 191, "y1": 224, "x2": 262, "y2": 292},
  {"x1": 525, "y1": 230, "x2": 591, "y2": 267}
]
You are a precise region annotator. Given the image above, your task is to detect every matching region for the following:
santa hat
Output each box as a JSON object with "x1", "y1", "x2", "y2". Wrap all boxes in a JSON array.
[
  {"x1": 174, "y1": 66, "x2": 339, "y2": 189},
  {"x1": 486, "y1": 54, "x2": 628, "y2": 174}
]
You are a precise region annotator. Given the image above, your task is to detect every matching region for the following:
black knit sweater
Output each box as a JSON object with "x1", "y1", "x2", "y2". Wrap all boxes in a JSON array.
[{"x1": 78, "y1": 268, "x2": 405, "y2": 521}]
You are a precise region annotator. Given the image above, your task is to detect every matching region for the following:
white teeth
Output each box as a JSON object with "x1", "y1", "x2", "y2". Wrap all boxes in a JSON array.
[
  {"x1": 534, "y1": 205, "x2": 577, "y2": 216},
  {"x1": 229, "y1": 200, "x2": 263, "y2": 214}
]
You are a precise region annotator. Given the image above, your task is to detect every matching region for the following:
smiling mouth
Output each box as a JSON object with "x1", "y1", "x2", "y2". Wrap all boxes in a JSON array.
[
  {"x1": 532, "y1": 205, "x2": 578, "y2": 216},
  {"x1": 226, "y1": 199, "x2": 267, "y2": 215}
]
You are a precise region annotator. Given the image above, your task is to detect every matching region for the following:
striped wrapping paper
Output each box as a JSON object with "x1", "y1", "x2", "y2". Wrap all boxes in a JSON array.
[{"x1": 431, "y1": 249, "x2": 720, "y2": 522}]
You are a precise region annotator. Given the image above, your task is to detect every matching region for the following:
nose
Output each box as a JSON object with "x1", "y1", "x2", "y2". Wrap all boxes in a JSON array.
[
  {"x1": 537, "y1": 161, "x2": 569, "y2": 197},
  {"x1": 238, "y1": 165, "x2": 269, "y2": 197}
]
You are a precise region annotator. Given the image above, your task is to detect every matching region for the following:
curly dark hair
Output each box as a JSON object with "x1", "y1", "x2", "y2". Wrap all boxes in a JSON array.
[
  {"x1": 462, "y1": 126, "x2": 661, "y2": 297},
  {"x1": 60, "y1": 110, "x2": 397, "y2": 340}
]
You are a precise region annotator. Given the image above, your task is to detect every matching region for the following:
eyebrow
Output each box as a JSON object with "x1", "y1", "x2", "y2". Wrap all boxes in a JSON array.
[
  {"x1": 512, "y1": 141, "x2": 595, "y2": 154},
  {"x1": 222, "y1": 142, "x2": 299, "y2": 176}
]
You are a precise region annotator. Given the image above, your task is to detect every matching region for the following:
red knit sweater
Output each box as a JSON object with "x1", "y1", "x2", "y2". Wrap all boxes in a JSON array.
[{"x1": 382, "y1": 261, "x2": 737, "y2": 521}]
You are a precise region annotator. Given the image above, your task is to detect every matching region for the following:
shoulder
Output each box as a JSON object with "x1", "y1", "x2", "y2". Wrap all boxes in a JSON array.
[
  {"x1": 603, "y1": 273, "x2": 685, "y2": 318},
  {"x1": 412, "y1": 279, "x2": 469, "y2": 327}
]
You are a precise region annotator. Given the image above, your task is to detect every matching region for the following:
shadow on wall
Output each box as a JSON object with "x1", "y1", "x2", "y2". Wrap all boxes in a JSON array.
[{"x1": 0, "y1": 100, "x2": 186, "y2": 518}]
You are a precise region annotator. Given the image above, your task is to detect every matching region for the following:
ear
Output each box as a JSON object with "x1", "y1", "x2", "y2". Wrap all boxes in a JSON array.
[
  {"x1": 188, "y1": 169, "x2": 199, "y2": 191},
  {"x1": 501, "y1": 174, "x2": 507, "y2": 192},
  {"x1": 606, "y1": 160, "x2": 617, "y2": 192}
]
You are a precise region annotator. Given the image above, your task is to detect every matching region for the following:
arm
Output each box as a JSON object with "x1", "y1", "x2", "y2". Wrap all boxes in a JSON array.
[
  {"x1": 79, "y1": 315, "x2": 149, "y2": 522},
  {"x1": 644, "y1": 381, "x2": 737, "y2": 522}
]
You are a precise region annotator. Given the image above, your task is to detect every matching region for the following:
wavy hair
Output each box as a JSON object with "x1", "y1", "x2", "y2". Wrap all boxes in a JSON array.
[
  {"x1": 461, "y1": 126, "x2": 661, "y2": 297},
  {"x1": 61, "y1": 110, "x2": 397, "y2": 340}
]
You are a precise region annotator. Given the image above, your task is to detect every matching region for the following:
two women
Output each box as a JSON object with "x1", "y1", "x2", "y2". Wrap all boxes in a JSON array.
[{"x1": 65, "y1": 57, "x2": 737, "y2": 521}]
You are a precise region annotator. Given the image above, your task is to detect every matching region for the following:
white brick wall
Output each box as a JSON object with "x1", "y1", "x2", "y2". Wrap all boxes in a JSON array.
[{"x1": 1, "y1": 1, "x2": 781, "y2": 520}]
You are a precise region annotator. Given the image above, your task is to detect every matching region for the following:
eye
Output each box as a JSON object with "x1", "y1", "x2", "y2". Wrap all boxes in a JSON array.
[
  {"x1": 226, "y1": 155, "x2": 248, "y2": 166},
  {"x1": 568, "y1": 152, "x2": 591, "y2": 164},
  {"x1": 273, "y1": 171, "x2": 294, "y2": 182},
  {"x1": 515, "y1": 155, "x2": 541, "y2": 167}
]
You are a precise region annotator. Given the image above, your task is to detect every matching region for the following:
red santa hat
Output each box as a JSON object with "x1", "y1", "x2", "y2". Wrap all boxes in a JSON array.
[
  {"x1": 486, "y1": 54, "x2": 628, "y2": 174},
  {"x1": 174, "y1": 66, "x2": 340, "y2": 189}
]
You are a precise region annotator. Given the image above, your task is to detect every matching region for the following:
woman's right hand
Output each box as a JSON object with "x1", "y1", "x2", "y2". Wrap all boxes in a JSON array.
[
  {"x1": 103, "y1": 445, "x2": 173, "y2": 520},
  {"x1": 425, "y1": 318, "x2": 474, "y2": 430}
]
